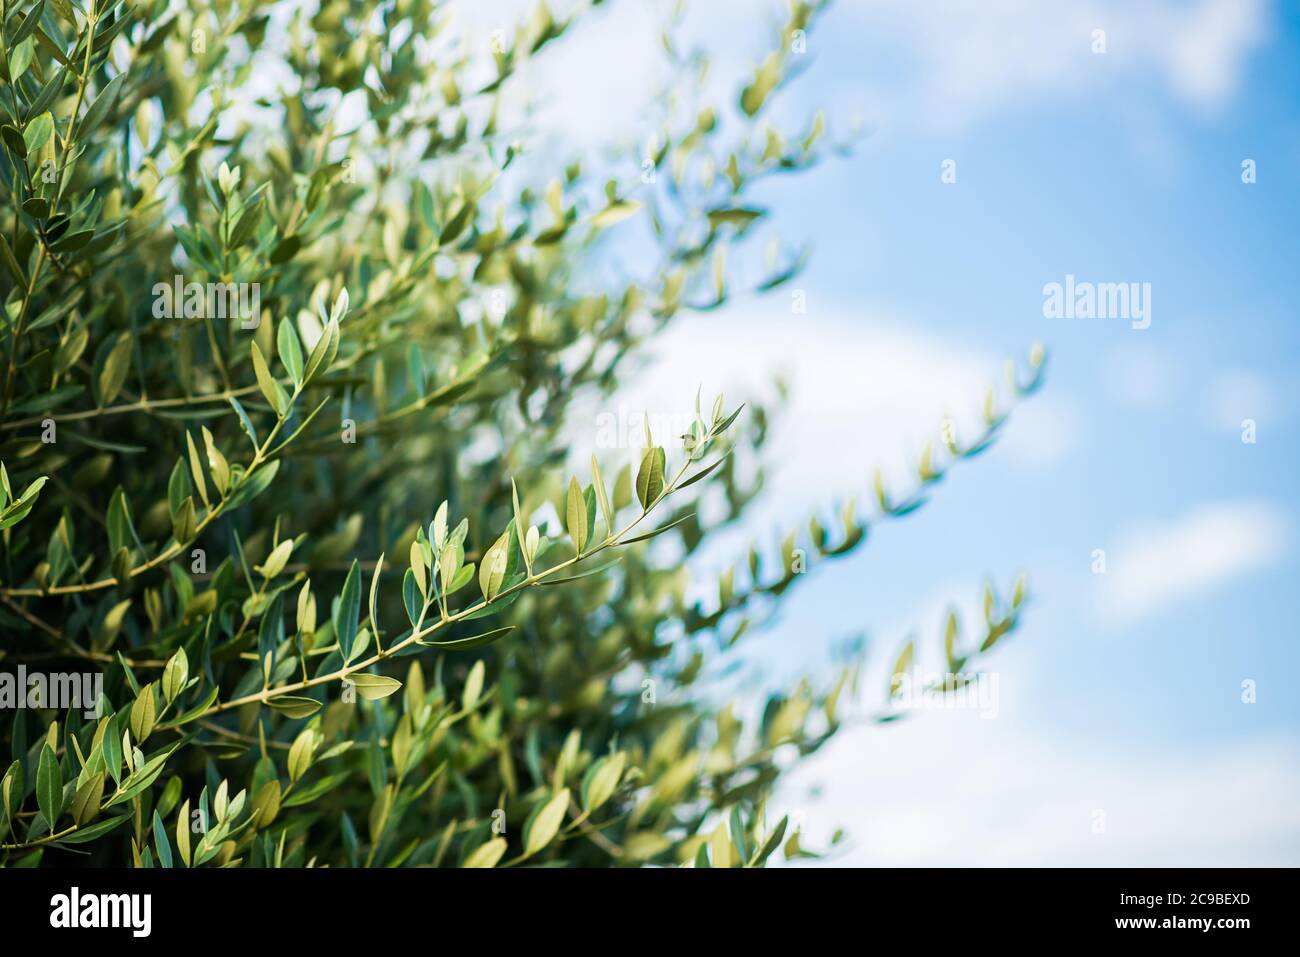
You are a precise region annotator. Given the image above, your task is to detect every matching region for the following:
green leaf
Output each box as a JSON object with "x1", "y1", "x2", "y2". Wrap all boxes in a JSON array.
[
  {"x1": 101, "y1": 717, "x2": 124, "y2": 787},
  {"x1": 620, "y1": 512, "x2": 694, "y2": 546},
  {"x1": 566, "y1": 476, "x2": 588, "y2": 554},
  {"x1": 224, "y1": 459, "x2": 279, "y2": 510},
  {"x1": 229, "y1": 396, "x2": 259, "y2": 448},
  {"x1": 22, "y1": 111, "x2": 53, "y2": 153},
  {"x1": 712, "y1": 403, "x2": 745, "y2": 436},
  {"x1": 524, "y1": 789, "x2": 570, "y2": 856},
  {"x1": 167, "y1": 686, "x2": 219, "y2": 729},
  {"x1": 1, "y1": 761, "x2": 23, "y2": 825},
  {"x1": 129, "y1": 684, "x2": 157, "y2": 742},
  {"x1": 537, "y1": 558, "x2": 621, "y2": 586},
  {"x1": 250, "y1": 342, "x2": 287, "y2": 415},
  {"x1": 591, "y1": 455, "x2": 614, "y2": 539},
  {"x1": 269, "y1": 234, "x2": 301, "y2": 264},
  {"x1": 368, "y1": 550, "x2": 385, "y2": 637},
  {"x1": 462, "y1": 660, "x2": 485, "y2": 711},
  {"x1": 95, "y1": 594, "x2": 130, "y2": 643},
  {"x1": 580, "y1": 753, "x2": 625, "y2": 814},
  {"x1": 259, "y1": 539, "x2": 293, "y2": 579},
  {"x1": 730, "y1": 806, "x2": 752, "y2": 862},
  {"x1": 97, "y1": 335, "x2": 132, "y2": 405},
  {"x1": 710, "y1": 822, "x2": 732, "y2": 868},
  {"x1": 450, "y1": 562, "x2": 477, "y2": 596},
  {"x1": 251, "y1": 780, "x2": 282, "y2": 829},
  {"x1": 346, "y1": 673, "x2": 402, "y2": 701},
  {"x1": 176, "y1": 800, "x2": 192, "y2": 867},
  {"x1": 36, "y1": 743, "x2": 62, "y2": 830},
  {"x1": 403, "y1": 568, "x2": 423, "y2": 626},
  {"x1": 277, "y1": 318, "x2": 304, "y2": 383},
  {"x1": 888, "y1": 640, "x2": 914, "y2": 699},
  {"x1": 105, "y1": 486, "x2": 136, "y2": 556},
  {"x1": 266, "y1": 696, "x2": 323, "y2": 719},
  {"x1": 463, "y1": 837, "x2": 507, "y2": 868},
  {"x1": 479, "y1": 529, "x2": 510, "y2": 601},
  {"x1": 591, "y1": 199, "x2": 641, "y2": 229},
  {"x1": 184, "y1": 431, "x2": 210, "y2": 508},
  {"x1": 750, "y1": 816, "x2": 789, "y2": 867},
  {"x1": 511, "y1": 478, "x2": 529, "y2": 570},
  {"x1": 282, "y1": 772, "x2": 349, "y2": 809},
  {"x1": 13, "y1": 6, "x2": 40, "y2": 46},
  {"x1": 50, "y1": 228, "x2": 94, "y2": 253},
  {"x1": 439, "y1": 201, "x2": 474, "y2": 245},
  {"x1": 302, "y1": 318, "x2": 338, "y2": 384},
  {"x1": 56, "y1": 814, "x2": 129, "y2": 845},
  {"x1": 706, "y1": 206, "x2": 765, "y2": 229},
  {"x1": 634, "y1": 446, "x2": 666, "y2": 510},
  {"x1": 79, "y1": 73, "x2": 125, "y2": 133},
  {"x1": 170, "y1": 496, "x2": 196, "y2": 544},
  {"x1": 438, "y1": 535, "x2": 465, "y2": 596},
  {"x1": 1, "y1": 125, "x2": 27, "y2": 158},
  {"x1": 676, "y1": 455, "x2": 729, "y2": 490},
  {"x1": 433, "y1": 501, "x2": 448, "y2": 551},
  {"x1": 418, "y1": 625, "x2": 514, "y2": 651},
  {"x1": 0, "y1": 235, "x2": 25, "y2": 285},
  {"x1": 162, "y1": 648, "x2": 188, "y2": 704},
  {"x1": 152, "y1": 809, "x2": 173, "y2": 868},
  {"x1": 105, "y1": 742, "x2": 184, "y2": 808},
  {"x1": 288, "y1": 729, "x2": 320, "y2": 784},
  {"x1": 6, "y1": 39, "x2": 35, "y2": 84},
  {"x1": 335, "y1": 560, "x2": 362, "y2": 663}
]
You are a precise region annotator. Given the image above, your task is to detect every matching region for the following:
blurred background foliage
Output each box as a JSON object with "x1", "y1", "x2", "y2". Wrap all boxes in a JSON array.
[{"x1": 0, "y1": 0, "x2": 1040, "y2": 867}]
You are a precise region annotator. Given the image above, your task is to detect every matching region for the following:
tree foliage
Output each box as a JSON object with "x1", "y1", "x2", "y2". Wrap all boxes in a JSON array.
[{"x1": 0, "y1": 0, "x2": 1044, "y2": 867}]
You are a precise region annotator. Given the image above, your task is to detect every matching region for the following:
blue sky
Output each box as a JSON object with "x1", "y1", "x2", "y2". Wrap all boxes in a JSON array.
[{"x1": 462, "y1": 0, "x2": 1300, "y2": 864}]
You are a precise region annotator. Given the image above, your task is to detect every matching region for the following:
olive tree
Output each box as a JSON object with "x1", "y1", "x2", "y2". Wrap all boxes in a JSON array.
[{"x1": 0, "y1": 0, "x2": 1043, "y2": 867}]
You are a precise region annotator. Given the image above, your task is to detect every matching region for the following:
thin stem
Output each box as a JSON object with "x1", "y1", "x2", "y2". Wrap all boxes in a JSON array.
[
  {"x1": 0, "y1": 382, "x2": 305, "y2": 597},
  {"x1": 0, "y1": 383, "x2": 265, "y2": 432},
  {"x1": 2, "y1": 824, "x2": 79, "y2": 851},
  {"x1": 198, "y1": 455, "x2": 695, "y2": 719},
  {"x1": 1, "y1": 9, "x2": 100, "y2": 420},
  {"x1": 0, "y1": 596, "x2": 165, "y2": 667}
]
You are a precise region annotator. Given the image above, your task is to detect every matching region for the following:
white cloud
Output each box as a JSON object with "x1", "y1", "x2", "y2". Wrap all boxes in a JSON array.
[
  {"x1": 570, "y1": 306, "x2": 1012, "y2": 528},
  {"x1": 1162, "y1": 0, "x2": 1269, "y2": 107},
  {"x1": 825, "y1": 0, "x2": 1269, "y2": 133},
  {"x1": 448, "y1": 0, "x2": 666, "y2": 151},
  {"x1": 447, "y1": 0, "x2": 1270, "y2": 155},
  {"x1": 780, "y1": 700, "x2": 1300, "y2": 866},
  {"x1": 1098, "y1": 501, "x2": 1288, "y2": 624}
]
